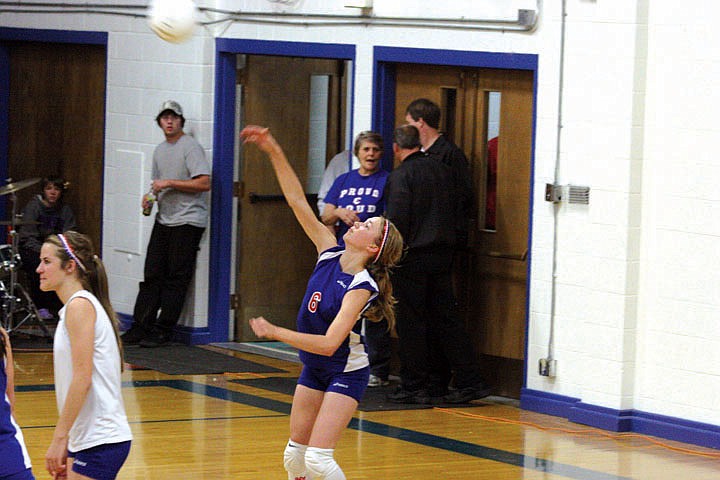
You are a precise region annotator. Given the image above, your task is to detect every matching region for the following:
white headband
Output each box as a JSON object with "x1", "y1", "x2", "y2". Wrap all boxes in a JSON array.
[{"x1": 58, "y1": 234, "x2": 87, "y2": 273}]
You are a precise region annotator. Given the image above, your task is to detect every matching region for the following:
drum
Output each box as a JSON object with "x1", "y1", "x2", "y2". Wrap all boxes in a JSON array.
[{"x1": 0, "y1": 244, "x2": 20, "y2": 272}]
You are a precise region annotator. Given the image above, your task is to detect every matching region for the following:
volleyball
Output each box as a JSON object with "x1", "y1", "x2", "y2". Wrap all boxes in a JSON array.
[{"x1": 147, "y1": 0, "x2": 198, "y2": 44}]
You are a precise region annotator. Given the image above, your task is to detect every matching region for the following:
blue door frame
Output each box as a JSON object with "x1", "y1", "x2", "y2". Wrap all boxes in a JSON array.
[
  {"x1": 370, "y1": 45, "x2": 539, "y2": 390},
  {"x1": 206, "y1": 39, "x2": 356, "y2": 343}
]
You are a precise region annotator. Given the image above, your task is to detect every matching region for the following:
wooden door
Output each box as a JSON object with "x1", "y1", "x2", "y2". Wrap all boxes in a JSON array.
[
  {"x1": 7, "y1": 42, "x2": 105, "y2": 253},
  {"x1": 236, "y1": 55, "x2": 345, "y2": 341},
  {"x1": 395, "y1": 64, "x2": 534, "y2": 398}
]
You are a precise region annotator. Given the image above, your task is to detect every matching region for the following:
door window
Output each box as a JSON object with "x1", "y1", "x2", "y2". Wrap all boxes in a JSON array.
[{"x1": 484, "y1": 91, "x2": 501, "y2": 231}]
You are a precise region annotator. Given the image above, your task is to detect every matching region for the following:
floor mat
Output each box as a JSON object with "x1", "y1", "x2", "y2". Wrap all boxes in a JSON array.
[
  {"x1": 8, "y1": 333, "x2": 54, "y2": 352},
  {"x1": 211, "y1": 341, "x2": 300, "y2": 363},
  {"x1": 231, "y1": 377, "x2": 488, "y2": 411},
  {"x1": 123, "y1": 345, "x2": 286, "y2": 375}
]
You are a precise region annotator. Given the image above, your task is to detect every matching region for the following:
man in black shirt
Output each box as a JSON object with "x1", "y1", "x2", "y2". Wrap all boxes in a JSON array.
[
  {"x1": 385, "y1": 125, "x2": 489, "y2": 404},
  {"x1": 405, "y1": 98, "x2": 473, "y2": 248}
]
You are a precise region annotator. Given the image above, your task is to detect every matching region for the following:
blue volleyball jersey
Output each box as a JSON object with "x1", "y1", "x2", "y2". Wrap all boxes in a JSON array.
[
  {"x1": 1, "y1": 357, "x2": 34, "y2": 478},
  {"x1": 297, "y1": 246, "x2": 378, "y2": 372}
]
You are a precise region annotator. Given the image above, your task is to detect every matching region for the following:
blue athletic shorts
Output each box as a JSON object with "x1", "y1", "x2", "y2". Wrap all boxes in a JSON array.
[
  {"x1": 298, "y1": 365, "x2": 369, "y2": 402},
  {"x1": 68, "y1": 440, "x2": 131, "y2": 480},
  {"x1": 2, "y1": 468, "x2": 35, "y2": 480}
]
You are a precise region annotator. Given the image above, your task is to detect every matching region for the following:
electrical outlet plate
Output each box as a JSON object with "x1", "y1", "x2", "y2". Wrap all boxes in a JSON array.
[
  {"x1": 538, "y1": 358, "x2": 549, "y2": 376},
  {"x1": 538, "y1": 358, "x2": 557, "y2": 377}
]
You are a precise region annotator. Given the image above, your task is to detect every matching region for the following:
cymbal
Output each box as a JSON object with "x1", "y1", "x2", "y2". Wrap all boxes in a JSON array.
[
  {"x1": 0, "y1": 219, "x2": 40, "y2": 226},
  {"x1": 0, "y1": 178, "x2": 41, "y2": 196}
]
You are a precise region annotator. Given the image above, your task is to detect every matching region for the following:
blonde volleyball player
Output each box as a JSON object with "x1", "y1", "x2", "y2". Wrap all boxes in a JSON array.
[
  {"x1": 39, "y1": 232, "x2": 132, "y2": 480},
  {"x1": 241, "y1": 126, "x2": 402, "y2": 480}
]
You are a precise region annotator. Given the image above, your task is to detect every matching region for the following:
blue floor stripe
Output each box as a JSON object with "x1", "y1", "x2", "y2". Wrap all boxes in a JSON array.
[
  {"x1": 18, "y1": 379, "x2": 630, "y2": 480},
  {"x1": 353, "y1": 417, "x2": 629, "y2": 480}
]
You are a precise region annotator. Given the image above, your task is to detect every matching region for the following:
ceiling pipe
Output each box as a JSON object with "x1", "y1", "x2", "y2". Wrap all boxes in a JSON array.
[{"x1": 0, "y1": 1, "x2": 541, "y2": 33}]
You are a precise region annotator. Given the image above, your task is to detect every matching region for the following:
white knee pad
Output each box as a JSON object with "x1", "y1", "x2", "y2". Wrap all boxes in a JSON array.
[
  {"x1": 305, "y1": 447, "x2": 346, "y2": 480},
  {"x1": 283, "y1": 440, "x2": 309, "y2": 480}
]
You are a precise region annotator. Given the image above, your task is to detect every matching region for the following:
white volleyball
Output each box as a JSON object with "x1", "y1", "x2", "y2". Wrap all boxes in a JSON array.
[{"x1": 147, "y1": 0, "x2": 198, "y2": 44}]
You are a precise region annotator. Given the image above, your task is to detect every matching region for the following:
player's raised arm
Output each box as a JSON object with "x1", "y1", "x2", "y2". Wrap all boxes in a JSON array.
[{"x1": 240, "y1": 125, "x2": 336, "y2": 253}]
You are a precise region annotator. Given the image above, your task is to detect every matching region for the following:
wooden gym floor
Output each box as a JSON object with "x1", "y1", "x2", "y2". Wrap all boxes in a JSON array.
[{"x1": 10, "y1": 345, "x2": 720, "y2": 480}]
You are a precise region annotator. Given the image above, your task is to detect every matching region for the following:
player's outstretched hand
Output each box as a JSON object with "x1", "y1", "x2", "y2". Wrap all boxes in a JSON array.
[{"x1": 240, "y1": 125, "x2": 279, "y2": 154}]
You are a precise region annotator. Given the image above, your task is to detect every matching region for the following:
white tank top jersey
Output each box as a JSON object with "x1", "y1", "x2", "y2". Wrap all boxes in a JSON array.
[{"x1": 53, "y1": 290, "x2": 133, "y2": 452}]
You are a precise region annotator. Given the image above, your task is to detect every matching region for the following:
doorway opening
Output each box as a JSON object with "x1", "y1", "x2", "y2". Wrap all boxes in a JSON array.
[
  {"x1": 209, "y1": 39, "x2": 356, "y2": 343},
  {"x1": 373, "y1": 48, "x2": 538, "y2": 398}
]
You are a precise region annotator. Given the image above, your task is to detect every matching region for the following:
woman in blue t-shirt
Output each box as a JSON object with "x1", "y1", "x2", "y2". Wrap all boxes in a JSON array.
[
  {"x1": 321, "y1": 131, "x2": 388, "y2": 246},
  {"x1": 241, "y1": 125, "x2": 402, "y2": 480}
]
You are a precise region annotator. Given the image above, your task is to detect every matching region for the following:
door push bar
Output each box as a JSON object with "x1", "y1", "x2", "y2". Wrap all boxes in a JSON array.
[
  {"x1": 482, "y1": 249, "x2": 528, "y2": 261},
  {"x1": 249, "y1": 192, "x2": 317, "y2": 204}
]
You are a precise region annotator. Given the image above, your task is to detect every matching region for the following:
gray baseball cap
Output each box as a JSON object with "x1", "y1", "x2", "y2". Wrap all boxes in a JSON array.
[{"x1": 157, "y1": 100, "x2": 183, "y2": 118}]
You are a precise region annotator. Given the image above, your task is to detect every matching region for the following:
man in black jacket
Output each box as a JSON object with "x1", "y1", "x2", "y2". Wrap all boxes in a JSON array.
[
  {"x1": 385, "y1": 125, "x2": 489, "y2": 405},
  {"x1": 405, "y1": 98, "x2": 473, "y2": 248}
]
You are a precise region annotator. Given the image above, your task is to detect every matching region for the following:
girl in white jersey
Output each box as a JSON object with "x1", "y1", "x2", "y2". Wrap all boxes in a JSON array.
[
  {"x1": 241, "y1": 126, "x2": 403, "y2": 480},
  {"x1": 38, "y1": 232, "x2": 132, "y2": 480}
]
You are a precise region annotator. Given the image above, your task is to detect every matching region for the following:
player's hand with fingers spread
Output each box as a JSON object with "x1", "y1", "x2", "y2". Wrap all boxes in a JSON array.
[
  {"x1": 240, "y1": 125, "x2": 279, "y2": 154},
  {"x1": 249, "y1": 317, "x2": 277, "y2": 339}
]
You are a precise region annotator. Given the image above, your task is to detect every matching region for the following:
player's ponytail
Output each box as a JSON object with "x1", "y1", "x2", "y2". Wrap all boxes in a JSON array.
[
  {"x1": 364, "y1": 218, "x2": 403, "y2": 331},
  {"x1": 0, "y1": 328, "x2": 6, "y2": 360}
]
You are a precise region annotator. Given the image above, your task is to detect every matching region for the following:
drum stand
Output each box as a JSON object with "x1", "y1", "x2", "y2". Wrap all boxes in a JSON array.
[{"x1": 0, "y1": 179, "x2": 51, "y2": 338}]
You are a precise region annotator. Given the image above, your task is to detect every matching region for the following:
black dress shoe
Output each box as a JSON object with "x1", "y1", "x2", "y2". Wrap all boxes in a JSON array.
[
  {"x1": 387, "y1": 387, "x2": 431, "y2": 405},
  {"x1": 442, "y1": 384, "x2": 492, "y2": 404},
  {"x1": 121, "y1": 326, "x2": 146, "y2": 345},
  {"x1": 139, "y1": 333, "x2": 170, "y2": 348}
]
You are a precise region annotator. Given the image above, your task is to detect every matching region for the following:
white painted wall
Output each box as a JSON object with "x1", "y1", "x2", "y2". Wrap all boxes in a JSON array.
[
  {"x1": 2, "y1": 0, "x2": 719, "y2": 429},
  {"x1": 637, "y1": 2, "x2": 720, "y2": 424},
  {"x1": 527, "y1": 0, "x2": 648, "y2": 412}
]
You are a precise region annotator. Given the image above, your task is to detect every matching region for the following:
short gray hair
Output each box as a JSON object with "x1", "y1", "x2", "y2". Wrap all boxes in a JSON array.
[{"x1": 393, "y1": 124, "x2": 421, "y2": 149}]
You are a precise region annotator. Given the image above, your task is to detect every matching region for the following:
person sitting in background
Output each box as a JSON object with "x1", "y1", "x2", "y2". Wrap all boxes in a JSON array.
[{"x1": 18, "y1": 176, "x2": 77, "y2": 320}]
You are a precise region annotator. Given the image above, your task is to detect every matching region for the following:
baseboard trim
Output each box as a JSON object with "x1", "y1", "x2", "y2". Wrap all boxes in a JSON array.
[{"x1": 520, "y1": 388, "x2": 720, "y2": 450}]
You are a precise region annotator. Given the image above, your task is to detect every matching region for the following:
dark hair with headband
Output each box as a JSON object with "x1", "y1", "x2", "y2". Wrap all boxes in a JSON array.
[
  {"x1": 45, "y1": 231, "x2": 124, "y2": 366},
  {"x1": 364, "y1": 217, "x2": 403, "y2": 331}
]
